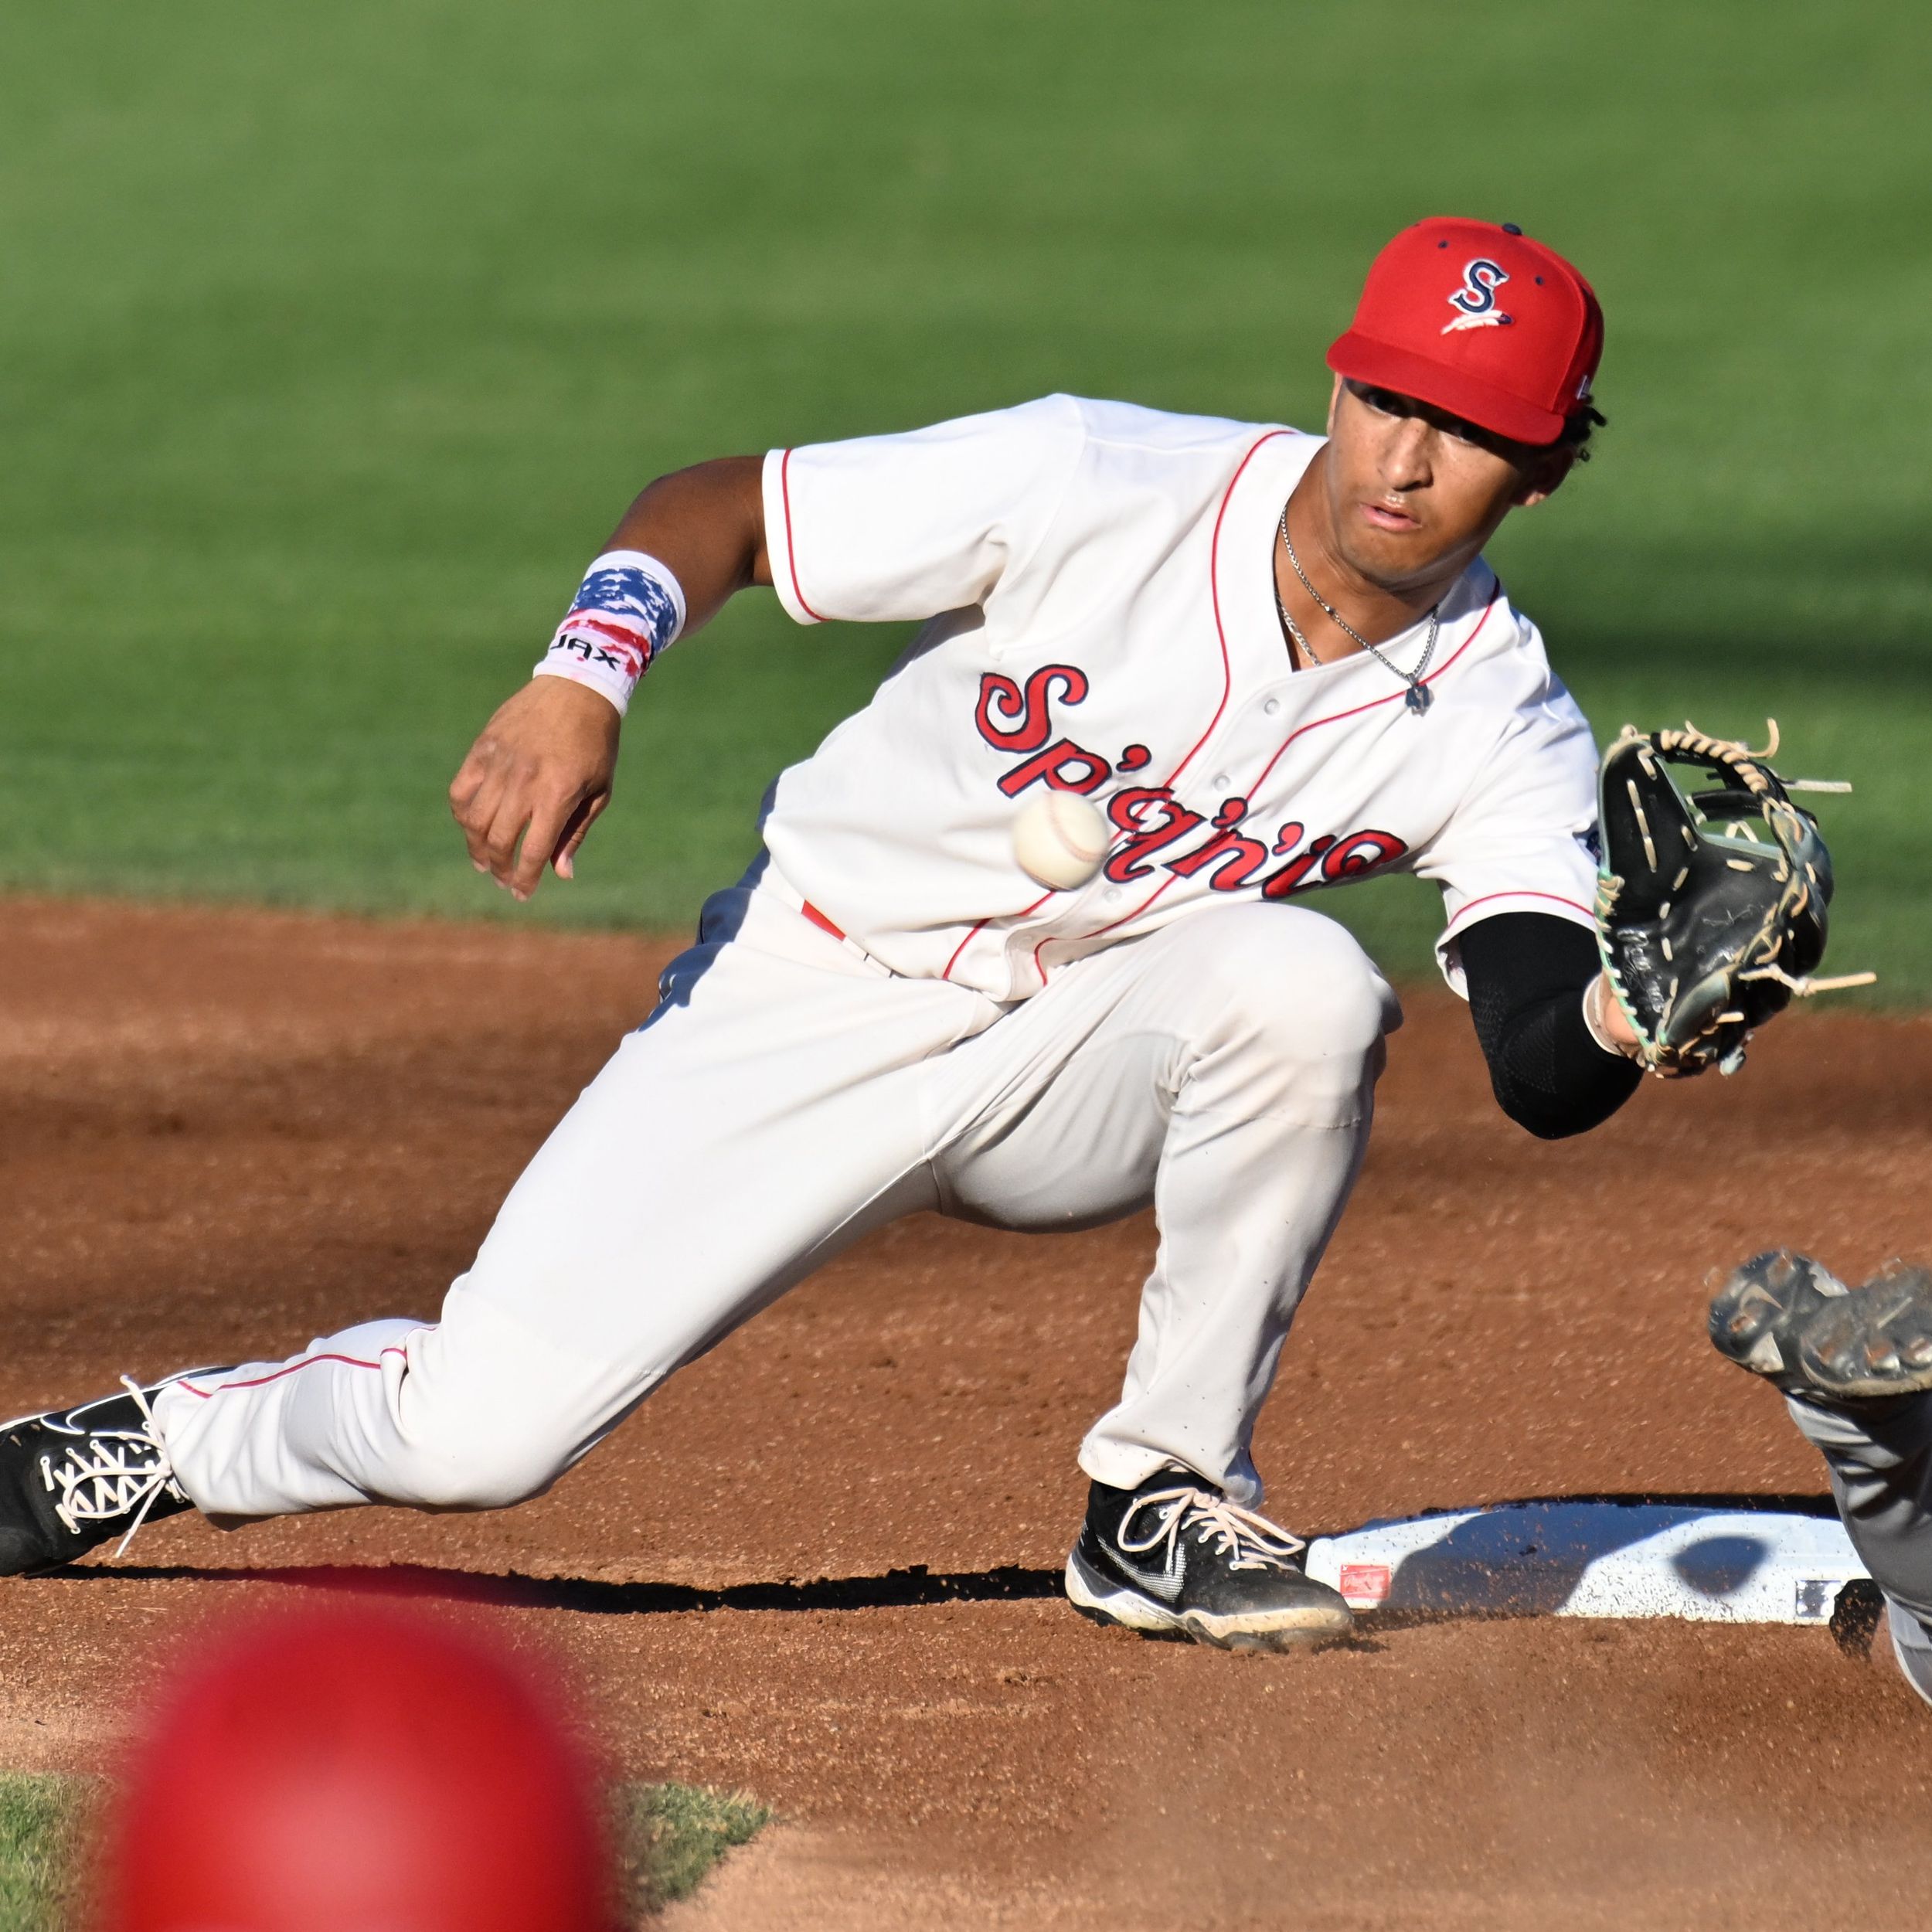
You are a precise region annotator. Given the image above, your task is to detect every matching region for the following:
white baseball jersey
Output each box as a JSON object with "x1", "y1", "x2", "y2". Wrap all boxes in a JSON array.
[
  {"x1": 759, "y1": 396, "x2": 1600, "y2": 1005},
  {"x1": 155, "y1": 395, "x2": 1607, "y2": 1534}
]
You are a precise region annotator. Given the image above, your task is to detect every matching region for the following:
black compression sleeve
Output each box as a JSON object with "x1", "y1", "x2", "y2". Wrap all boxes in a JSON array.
[{"x1": 1457, "y1": 911, "x2": 1641, "y2": 1140}]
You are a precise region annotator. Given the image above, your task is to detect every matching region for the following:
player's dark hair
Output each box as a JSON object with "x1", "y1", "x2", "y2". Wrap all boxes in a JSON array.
[{"x1": 1558, "y1": 403, "x2": 1606, "y2": 464}]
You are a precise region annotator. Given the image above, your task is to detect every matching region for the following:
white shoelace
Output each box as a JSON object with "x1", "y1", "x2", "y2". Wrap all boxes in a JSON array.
[
  {"x1": 36, "y1": 1378, "x2": 185, "y2": 1559},
  {"x1": 1117, "y1": 1485, "x2": 1305, "y2": 1574}
]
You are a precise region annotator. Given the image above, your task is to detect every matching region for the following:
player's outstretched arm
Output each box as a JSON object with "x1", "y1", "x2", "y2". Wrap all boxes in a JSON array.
[
  {"x1": 1460, "y1": 913, "x2": 1643, "y2": 1138},
  {"x1": 450, "y1": 456, "x2": 772, "y2": 900}
]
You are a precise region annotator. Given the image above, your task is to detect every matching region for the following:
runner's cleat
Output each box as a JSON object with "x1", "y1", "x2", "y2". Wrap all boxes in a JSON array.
[
  {"x1": 0, "y1": 1379, "x2": 211, "y2": 1576},
  {"x1": 1707, "y1": 1249, "x2": 1852, "y2": 1393},
  {"x1": 1798, "y1": 1262, "x2": 1932, "y2": 1401},
  {"x1": 1064, "y1": 1470, "x2": 1353, "y2": 1651}
]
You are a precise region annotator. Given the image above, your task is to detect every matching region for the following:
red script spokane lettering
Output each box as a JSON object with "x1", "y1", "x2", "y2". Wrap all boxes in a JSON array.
[
  {"x1": 1104, "y1": 787, "x2": 1206, "y2": 882},
  {"x1": 974, "y1": 666, "x2": 1090, "y2": 753}
]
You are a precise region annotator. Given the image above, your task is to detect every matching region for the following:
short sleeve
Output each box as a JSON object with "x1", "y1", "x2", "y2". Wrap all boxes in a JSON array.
[
  {"x1": 761, "y1": 396, "x2": 1087, "y2": 626},
  {"x1": 1415, "y1": 679, "x2": 1601, "y2": 997}
]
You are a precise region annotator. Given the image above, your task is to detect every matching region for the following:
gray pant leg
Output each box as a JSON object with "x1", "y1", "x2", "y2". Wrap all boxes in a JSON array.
[
  {"x1": 1887, "y1": 1602, "x2": 1932, "y2": 1707},
  {"x1": 1786, "y1": 1390, "x2": 1932, "y2": 1702}
]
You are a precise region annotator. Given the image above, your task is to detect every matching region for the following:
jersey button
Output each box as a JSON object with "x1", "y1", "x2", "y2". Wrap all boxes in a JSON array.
[
  {"x1": 1263, "y1": 698, "x2": 1281, "y2": 717},
  {"x1": 1211, "y1": 773, "x2": 1230, "y2": 791},
  {"x1": 1104, "y1": 887, "x2": 1122, "y2": 903}
]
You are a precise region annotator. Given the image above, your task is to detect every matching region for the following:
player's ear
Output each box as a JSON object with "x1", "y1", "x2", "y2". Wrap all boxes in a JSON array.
[{"x1": 1325, "y1": 373, "x2": 1345, "y2": 437}]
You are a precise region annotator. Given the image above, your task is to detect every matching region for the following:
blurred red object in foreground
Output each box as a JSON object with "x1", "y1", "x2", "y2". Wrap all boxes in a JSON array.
[{"x1": 98, "y1": 1601, "x2": 614, "y2": 1932}]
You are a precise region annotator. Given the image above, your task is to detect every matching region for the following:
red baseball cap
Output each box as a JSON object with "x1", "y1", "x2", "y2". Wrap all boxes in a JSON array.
[
  {"x1": 1327, "y1": 217, "x2": 1603, "y2": 446},
  {"x1": 101, "y1": 1605, "x2": 614, "y2": 1932}
]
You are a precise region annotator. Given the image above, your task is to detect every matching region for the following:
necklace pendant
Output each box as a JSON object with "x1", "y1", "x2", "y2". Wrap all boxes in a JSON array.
[{"x1": 1404, "y1": 682, "x2": 1433, "y2": 716}]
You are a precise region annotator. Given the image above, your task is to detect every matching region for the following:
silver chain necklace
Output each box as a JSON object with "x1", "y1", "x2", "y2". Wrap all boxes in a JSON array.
[{"x1": 1275, "y1": 506, "x2": 1439, "y2": 716}]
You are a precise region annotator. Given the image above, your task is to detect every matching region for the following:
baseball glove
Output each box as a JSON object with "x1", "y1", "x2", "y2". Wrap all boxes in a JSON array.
[{"x1": 1594, "y1": 721, "x2": 1872, "y2": 1077}]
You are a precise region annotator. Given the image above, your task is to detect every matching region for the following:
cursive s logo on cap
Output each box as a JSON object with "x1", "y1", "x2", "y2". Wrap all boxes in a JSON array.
[{"x1": 1441, "y1": 257, "x2": 1512, "y2": 333}]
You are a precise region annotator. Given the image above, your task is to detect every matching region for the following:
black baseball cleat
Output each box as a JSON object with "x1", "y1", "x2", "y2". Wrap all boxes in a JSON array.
[
  {"x1": 1708, "y1": 1249, "x2": 1852, "y2": 1393},
  {"x1": 1709, "y1": 1250, "x2": 1932, "y2": 1403},
  {"x1": 1797, "y1": 1261, "x2": 1932, "y2": 1400},
  {"x1": 0, "y1": 1379, "x2": 208, "y2": 1576},
  {"x1": 1064, "y1": 1469, "x2": 1353, "y2": 1651}
]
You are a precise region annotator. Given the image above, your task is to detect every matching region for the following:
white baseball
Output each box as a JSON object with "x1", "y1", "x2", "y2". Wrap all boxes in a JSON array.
[{"x1": 1011, "y1": 790, "x2": 1110, "y2": 891}]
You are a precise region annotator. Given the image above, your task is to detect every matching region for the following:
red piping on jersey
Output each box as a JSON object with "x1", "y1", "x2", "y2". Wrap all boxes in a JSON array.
[
  {"x1": 1039, "y1": 526, "x2": 1502, "y2": 965},
  {"x1": 1443, "y1": 888, "x2": 1594, "y2": 930},
  {"x1": 939, "y1": 924, "x2": 981, "y2": 983},
  {"x1": 1238, "y1": 584, "x2": 1500, "y2": 804},
  {"x1": 1168, "y1": 428, "x2": 1287, "y2": 790},
  {"x1": 801, "y1": 899, "x2": 845, "y2": 940},
  {"x1": 176, "y1": 1347, "x2": 409, "y2": 1399},
  {"x1": 956, "y1": 429, "x2": 1289, "y2": 992},
  {"x1": 778, "y1": 449, "x2": 827, "y2": 623},
  {"x1": 943, "y1": 889, "x2": 1053, "y2": 983}
]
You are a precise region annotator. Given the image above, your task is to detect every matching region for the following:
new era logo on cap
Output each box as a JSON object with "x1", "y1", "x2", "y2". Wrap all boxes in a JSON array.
[{"x1": 1327, "y1": 217, "x2": 1604, "y2": 445}]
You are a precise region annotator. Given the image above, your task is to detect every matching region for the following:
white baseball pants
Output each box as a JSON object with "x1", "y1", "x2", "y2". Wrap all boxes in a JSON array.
[{"x1": 155, "y1": 866, "x2": 1399, "y2": 1522}]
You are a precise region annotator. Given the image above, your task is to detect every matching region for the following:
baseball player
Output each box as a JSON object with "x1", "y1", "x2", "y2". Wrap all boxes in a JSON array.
[
  {"x1": 2, "y1": 218, "x2": 1723, "y2": 1650},
  {"x1": 1711, "y1": 1251, "x2": 1932, "y2": 1706}
]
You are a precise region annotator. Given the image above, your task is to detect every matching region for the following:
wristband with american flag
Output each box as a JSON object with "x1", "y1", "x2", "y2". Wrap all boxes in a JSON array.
[{"x1": 532, "y1": 550, "x2": 687, "y2": 716}]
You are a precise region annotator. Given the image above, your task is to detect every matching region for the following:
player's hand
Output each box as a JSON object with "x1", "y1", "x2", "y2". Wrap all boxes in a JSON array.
[
  {"x1": 448, "y1": 678, "x2": 621, "y2": 901},
  {"x1": 1590, "y1": 969, "x2": 1641, "y2": 1054},
  {"x1": 1588, "y1": 968, "x2": 1699, "y2": 1079}
]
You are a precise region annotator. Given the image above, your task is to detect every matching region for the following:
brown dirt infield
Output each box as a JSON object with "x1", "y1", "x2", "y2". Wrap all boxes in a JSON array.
[{"x1": 4, "y1": 895, "x2": 1932, "y2": 1928}]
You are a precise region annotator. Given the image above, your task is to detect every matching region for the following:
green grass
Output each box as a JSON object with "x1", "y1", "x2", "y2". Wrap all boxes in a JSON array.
[
  {"x1": 0, "y1": 1, "x2": 1927, "y2": 994},
  {"x1": 613, "y1": 1781, "x2": 772, "y2": 1913},
  {"x1": 0, "y1": 1777, "x2": 86, "y2": 1932},
  {"x1": 0, "y1": 1774, "x2": 767, "y2": 1925}
]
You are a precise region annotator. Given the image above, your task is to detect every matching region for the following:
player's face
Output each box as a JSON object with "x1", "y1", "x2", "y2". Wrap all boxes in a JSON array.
[{"x1": 1319, "y1": 378, "x2": 1569, "y2": 593}]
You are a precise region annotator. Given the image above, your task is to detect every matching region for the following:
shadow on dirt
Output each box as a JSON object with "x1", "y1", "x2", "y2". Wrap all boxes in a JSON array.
[
  {"x1": 36, "y1": 1559, "x2": 1066, "y2": 1614},
  {"x1": 36, "y1": 1492, "x2": 1838, "y2": 1619}
]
